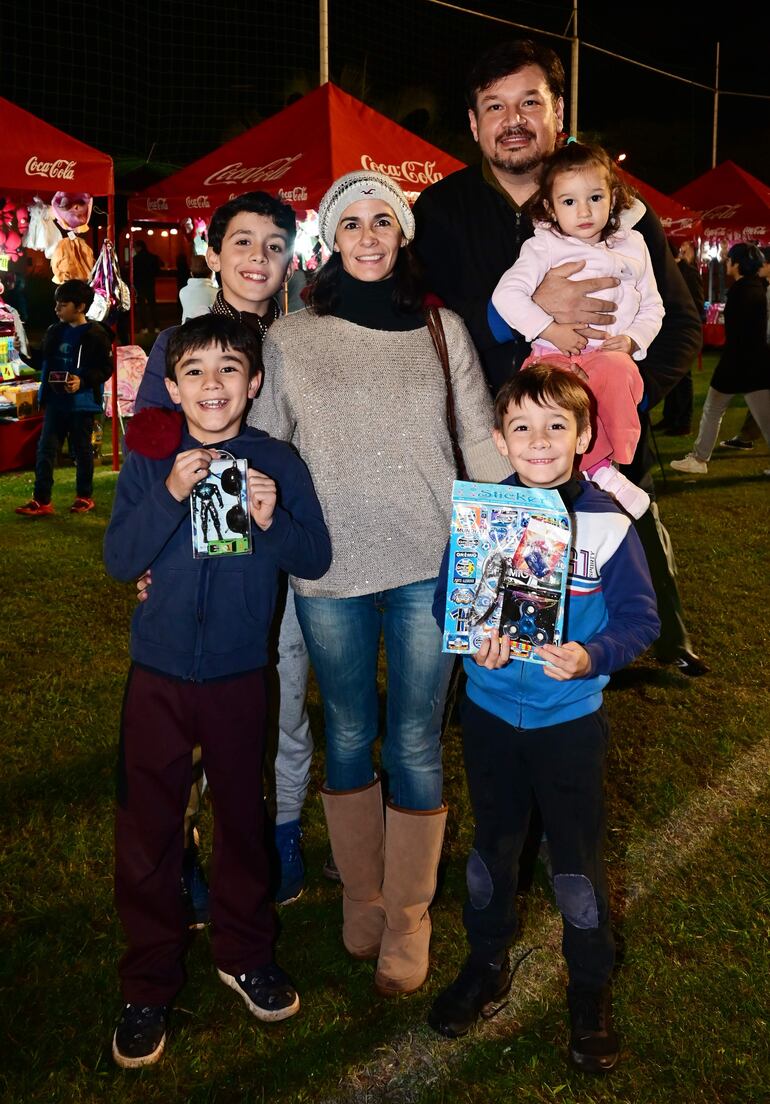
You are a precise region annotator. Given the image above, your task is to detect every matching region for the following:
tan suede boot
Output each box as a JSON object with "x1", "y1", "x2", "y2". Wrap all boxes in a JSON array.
[
  {"x1": 374, "y1": 802, "x2": 448, "y2": 996},
  {"x1": 320, "y1": 777, "x2": 385, "y2": 959}
]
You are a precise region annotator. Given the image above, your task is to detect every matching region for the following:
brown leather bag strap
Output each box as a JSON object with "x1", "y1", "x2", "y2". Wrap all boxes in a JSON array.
[{"x1": 425, "y1": 305, "x2": 468, "y2": 480}]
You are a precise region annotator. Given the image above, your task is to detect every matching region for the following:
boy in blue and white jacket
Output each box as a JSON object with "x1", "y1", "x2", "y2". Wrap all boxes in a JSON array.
[
  {"x1": 104, "y1": 315, "x2": 331, "y2": 1069},
  {"x1": 429, "y1": 364, "x2": 659, "y2": 1074}
]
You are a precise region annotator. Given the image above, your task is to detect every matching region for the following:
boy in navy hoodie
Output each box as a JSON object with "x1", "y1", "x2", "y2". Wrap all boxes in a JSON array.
[
  {"x1": 429, "y1": 364, "x2": 659, "y2": 1073},
  {"x1": 104, "y1": 314, "x2": 331, "y2": 1068},
  {"x1": 16, "y1": 279, "x2": 112, "y2": 517}
]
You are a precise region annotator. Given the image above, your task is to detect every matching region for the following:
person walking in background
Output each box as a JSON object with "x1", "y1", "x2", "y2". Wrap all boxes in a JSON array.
[
  {"x1": 656, "y1": 240, "x2": 705, "y2": 437},
  {"x1": 671, "y1": 242, "x2": 770, "y2": 477},
  {"x1": 719, "y1": 245, "x2": 770, "y2": 450},
  {"x1": 133, "y1": 239, "x2": 161, "y2": 333}
]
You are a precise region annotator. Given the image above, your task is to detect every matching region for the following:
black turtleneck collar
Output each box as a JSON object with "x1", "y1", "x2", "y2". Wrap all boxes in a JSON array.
[
  {"x1": 511, "y1": 472, "x2": 584, "y2": 511},
  {"x1": 331, "y1": 270, "x2": 424, "y2": 331}
]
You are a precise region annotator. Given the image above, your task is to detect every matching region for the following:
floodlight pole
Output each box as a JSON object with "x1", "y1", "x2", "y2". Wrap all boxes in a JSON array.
[
  {"x1": 570, "y1": 0, "x2": 579, "y2": 136},
  {"x1": 711, "y1": 41, "x2": 720, "y2": 167},
  {"x1": 320, "y1": 0, "x2": 329, "y2": 85}
]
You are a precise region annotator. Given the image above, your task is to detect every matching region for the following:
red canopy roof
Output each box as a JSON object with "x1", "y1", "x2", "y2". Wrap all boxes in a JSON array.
[
  {"x1": 0, "y1": 96, "x2": 114, "y2": 199},
  {"x1": 618, "y1": 168, "x2": 702, "y2": 242},
  {"x1": 672, "y1": 161, "x2": 770, "y2": 243},
  {"x1": 128, "y1": 83, "x2": 465, "y2": 220}
]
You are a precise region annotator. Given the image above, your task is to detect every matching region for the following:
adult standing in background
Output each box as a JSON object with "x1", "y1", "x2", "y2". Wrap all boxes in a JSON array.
[
  {"x1": 413, "y1": 38, "x2": 707, "y2": 676},
  {"x1": 133, "y1": 239, "x2": 161, "y2": 334},
  {"x1": 656, "y1": 241, "x2": 704, "y2": 437}
]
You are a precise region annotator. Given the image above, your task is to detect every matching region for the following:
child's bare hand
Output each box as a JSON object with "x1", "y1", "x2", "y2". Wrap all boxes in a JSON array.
[
  {"x1": 535, "y1": 641, "x2": 591, "y2": 680},
  {"x1": 64, "y1": 375, "x2": 82, "y2": 393},
  {"x1": 165, "y1": 448, "x2": 218, "y2": 502},
  {"x1": 248, "y1": 469, "x2": 277, "y2": 530},
  {"x1": 473, "y1": 633, "x2": 512, "y2": 669},
  {"x1": 136, "y1": 569, "x2": 152, "y2": 603},
  {"x1": 541, "y1": 322, "x2": 588, "y2": 357},
  {"x1": 599, "y1": 334, "x2": 635, "y2": 354}
]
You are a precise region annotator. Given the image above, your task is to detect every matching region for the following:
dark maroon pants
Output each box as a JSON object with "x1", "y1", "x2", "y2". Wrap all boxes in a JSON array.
[{"x1": 115, "y1": 664, "x2": 275, "y2": 1005}]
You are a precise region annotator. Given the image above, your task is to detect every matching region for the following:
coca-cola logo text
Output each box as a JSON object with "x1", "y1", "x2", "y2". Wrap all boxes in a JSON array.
[
  {"x1": 186, "y1": 196, "x2": 211, "y2": 209},
  {"x1": 360, "y1": 155, "x2": 443, "y2": 186},
  {"x1": 203, "y1": 155, "x2": 302, "y2": 187},
  {"x1": 278, "y1": 186, "x2": 308, "y2": 203},
  {"x1": 25, "y1": 157, "x2": 76, "y2": 180},
  {"x1": 703, "y1": 204, "x2": 741, "y2": 220},
  {"x1": 146, "y1": 198, "x2": 168, "y2": 211}
]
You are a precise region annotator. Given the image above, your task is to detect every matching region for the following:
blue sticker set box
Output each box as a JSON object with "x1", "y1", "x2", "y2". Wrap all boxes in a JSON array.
[{"x1": 442, "y1": 481, "x2": 571, "y2": 663}]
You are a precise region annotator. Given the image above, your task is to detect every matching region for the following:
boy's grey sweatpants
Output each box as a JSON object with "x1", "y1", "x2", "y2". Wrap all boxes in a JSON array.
[{"x1": 272, "y1": 587, "x2": 313, "y2": 825}]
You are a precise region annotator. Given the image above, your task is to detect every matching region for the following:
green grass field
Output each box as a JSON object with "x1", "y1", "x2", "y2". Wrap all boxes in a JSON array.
[{"x1": 1, "y1": 356, "x2": 768, "y2": 1104}]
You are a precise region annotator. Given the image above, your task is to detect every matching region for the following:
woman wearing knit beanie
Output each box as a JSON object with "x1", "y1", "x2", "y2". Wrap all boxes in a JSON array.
[{"x1": 250, "y1": 170, "x2": 510, "y2": 995}]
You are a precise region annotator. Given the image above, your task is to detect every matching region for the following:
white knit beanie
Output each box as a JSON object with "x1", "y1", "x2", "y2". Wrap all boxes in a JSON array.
[{"x1": 317, "y1": 170, "x2": 415, "y2": 251}]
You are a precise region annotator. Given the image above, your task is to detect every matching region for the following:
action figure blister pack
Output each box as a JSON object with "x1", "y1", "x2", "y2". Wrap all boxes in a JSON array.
[
  {"x1": 190, "y1": 453, "x2": 251, "y2": 558},
  {"x1": 442, "y1": 480, "x2": 571, "y2": 663}
]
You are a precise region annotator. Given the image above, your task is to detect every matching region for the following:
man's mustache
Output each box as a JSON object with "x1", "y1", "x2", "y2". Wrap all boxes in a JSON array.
[{"x1": 497, "y1": 126, "x2": 535, "y2": 142}]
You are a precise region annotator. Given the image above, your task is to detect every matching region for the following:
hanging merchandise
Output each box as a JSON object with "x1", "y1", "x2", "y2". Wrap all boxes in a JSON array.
[
  {"x1": 87, "y1": 238, "x2": 131, "y2": 322},
  {"x1": 0, "y1": 199, "x2": 26, "y2": 265},
  {"x1": 192, "y1": 218, "x2": 208, "y2": 256},
  {"x1": 49, "y1": 191, "x2": 95, "y2": 283},
  {"x1": 24, "y1": 197, "x2": 62, "y2": 254}
]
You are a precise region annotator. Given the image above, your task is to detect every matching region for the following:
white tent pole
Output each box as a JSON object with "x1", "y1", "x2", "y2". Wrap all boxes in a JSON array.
[
  {"x1": 711, "y1": 42, "x2": 720, "y2": 168},
  {"x1": 319, "y1": 0, "x2": 329, "y2": 85},
  {"x1": 570, "y1": 0, "x2": 579, "y2": 137}
]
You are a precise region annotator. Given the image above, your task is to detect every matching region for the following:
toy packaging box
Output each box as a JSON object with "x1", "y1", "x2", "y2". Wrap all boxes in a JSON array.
[
  {"x1": 190, "y1": 454, "x2": 252, "y2": 559},
  {"x1": 441, "y1": 480, "x2": 571, "y2": 663}
]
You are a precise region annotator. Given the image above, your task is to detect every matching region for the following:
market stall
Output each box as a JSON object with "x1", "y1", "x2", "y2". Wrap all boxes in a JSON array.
[
  {"x1": 618, "y1": 168, "x2": 703, "y2": 244},
  {"x1": 127, "y1": 82, "x2": 465, "y2": 336},
  {"x1": 673, "y1": 161, "x2": 770, "y2": 344},
  {"x1": 0, "y1": 97, "x2": 119, "y2": 470}
]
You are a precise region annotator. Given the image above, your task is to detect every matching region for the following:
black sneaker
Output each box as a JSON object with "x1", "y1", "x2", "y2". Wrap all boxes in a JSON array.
[
  {"x1": 670, "y1": 648, "x2": 710, "y2": 677},
  {"x1": 427, "y1": 952, "x2": 512, "y2": 1039},
  {"x1": 112, "y1": 1003, "x2": 169, "y2": 1069},
  {"x1": 218, "y1": 963, "x2": 300, "y2": 1022},
  {"x1": 567, "y1": 985, "x2": 619, "y2": 1073},
  {"x1": 322, "y1": 851, "x2": 341, "y2": 882},
  {"x1": 719, "y1": 436, "x2": 754, "y2": 450}
]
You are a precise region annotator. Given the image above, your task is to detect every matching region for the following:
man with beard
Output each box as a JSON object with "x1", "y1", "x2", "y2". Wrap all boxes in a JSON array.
[{"x1": 414, "y1": 38, "x2": 707, "y2": 676}]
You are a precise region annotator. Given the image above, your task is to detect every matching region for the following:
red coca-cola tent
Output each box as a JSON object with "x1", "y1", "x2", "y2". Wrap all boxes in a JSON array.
[
  {"x1": 0, "y1": 97, "x2": 120, "y2": 468},
  {"x1": 672, "y1": 161, "x2": 770, "y2": 243},
  {"x1": 128, "y1": 82, "x2": 464, "y2": 221},
  {"x1": 618, "y1": 168, "x2": 702, "y2": 242},
  {"x1": 1, "y1": 95, "x2": 114, "y2": 200}
]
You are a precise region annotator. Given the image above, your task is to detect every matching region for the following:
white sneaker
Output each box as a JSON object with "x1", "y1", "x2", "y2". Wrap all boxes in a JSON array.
[
  {"x1": 587, "y1": 466, "x2": 650, "y2": 519},
  {"x1": 670, "y1": 453, "x2": 708, "y2": 475}
]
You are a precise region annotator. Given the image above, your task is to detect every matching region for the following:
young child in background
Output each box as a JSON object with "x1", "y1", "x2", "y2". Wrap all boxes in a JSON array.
[
  {"x1": 104, "y1": 314, "x2": 331, "y2": 1068},
  {"x1": 491, "y1": 141, "x2": 664, "y2": 519},
  {"x1": 15, "y1": 279, "x2": 113, "y2": 517},
  {"x1": 429, "y1": 364, "x2": 660, "y2": 1073}
]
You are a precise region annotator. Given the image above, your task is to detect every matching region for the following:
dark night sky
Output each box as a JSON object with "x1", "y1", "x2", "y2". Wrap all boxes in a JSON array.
[{"x1": 3, "y1": 0, "x2": 770, "y2": 196}]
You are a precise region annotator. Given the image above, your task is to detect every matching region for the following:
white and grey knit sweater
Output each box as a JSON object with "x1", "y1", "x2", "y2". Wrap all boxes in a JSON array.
[{"x1": 251, "y1": 307, "x2": 511, "y2": 598}]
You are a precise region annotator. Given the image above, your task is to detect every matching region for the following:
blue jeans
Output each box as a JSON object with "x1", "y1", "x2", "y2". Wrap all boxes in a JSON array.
[
  {"x1": 294, "y1": 578, "x2": 453, "y2": 810},
  {"x1": 34, "y1": 406, "x2": 95, "y2": 504}
]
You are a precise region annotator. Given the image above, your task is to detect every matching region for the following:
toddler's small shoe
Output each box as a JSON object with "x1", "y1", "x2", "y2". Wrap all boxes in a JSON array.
[
  {"x1": 670, "y1": 453, "x2": 708, "y2": 475},
  {"x1": 586, "y1": 467, "x2": 650, "y2": 519},
  {"x1": 112, "y1": 1002, "x2": 169, "y2": 1069},
  {"x1": 218, "y1": 962, "x2": 300, "y2": 1022},
  {"x1": 70, "y1": 497, "x2": 95, "y2": 513},
  {"x1": 15, "y1": 499, "x2": 54, "y2": 517}
]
